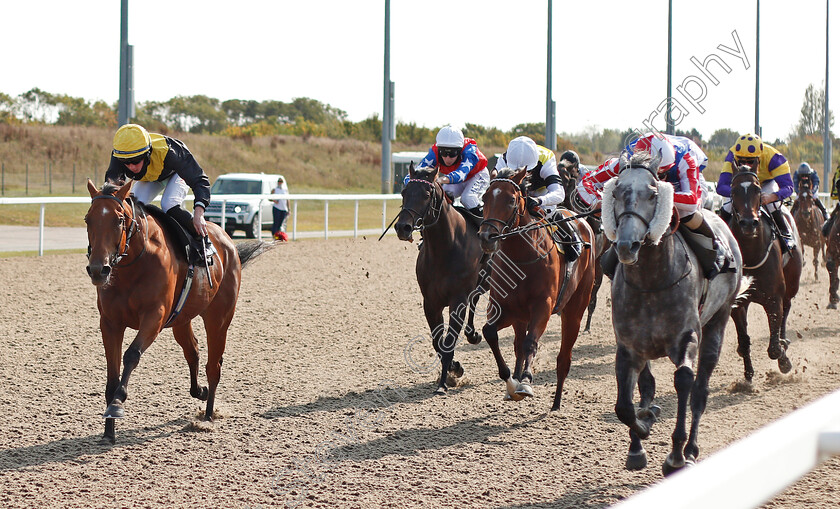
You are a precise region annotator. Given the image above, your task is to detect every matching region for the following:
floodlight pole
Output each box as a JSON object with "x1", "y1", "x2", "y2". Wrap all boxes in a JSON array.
[
  {"x1": 755, "y1": 0, "x2": 761, "y2": 136},
  {"x1": 545, "y1": 0, "x2": 556, "y2": 150},
  {"x1": 825, "y1": 0, "x2": 831, "y2": 191},
  {"x1": 666, "y1": 0, "x2": 674, "y2": 135},
  {"x1": 381, "y1": 0, "x2": 392, "y2": 194}
]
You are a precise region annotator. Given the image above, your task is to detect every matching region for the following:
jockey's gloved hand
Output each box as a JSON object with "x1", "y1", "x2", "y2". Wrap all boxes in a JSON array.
[{"x1": 526, "y1": 196, "x2": 541, "y2": 214}]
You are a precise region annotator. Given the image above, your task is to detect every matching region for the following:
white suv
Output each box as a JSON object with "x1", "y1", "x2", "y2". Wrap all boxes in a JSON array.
[{"x1": 204, "y1": 173, "x2": 282, "y2": 238}]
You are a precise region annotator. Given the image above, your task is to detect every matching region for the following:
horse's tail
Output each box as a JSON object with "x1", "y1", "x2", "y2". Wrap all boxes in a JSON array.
[
  {"x1": 237, "y1": 240, "x2": 276, "y2": 269},
  {"x1": 733, "y1": 275, "x2": 754, "y2": 306}
]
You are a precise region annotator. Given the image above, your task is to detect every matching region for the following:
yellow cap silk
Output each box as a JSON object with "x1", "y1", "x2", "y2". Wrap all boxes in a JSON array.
[{"x1": 113, "y1": 124, "x2": 152, "y2": 158}]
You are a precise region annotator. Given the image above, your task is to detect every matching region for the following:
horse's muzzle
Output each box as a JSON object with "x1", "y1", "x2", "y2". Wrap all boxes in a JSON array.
[
  {"x1": 394, "y1": 219, "x2": 414, "y2": 242},
  {"x1": 738, "y1": 217, "x2": 760, "y2": 236},
  {"x1": 86, "y1": 263, "x2": 111, "y2": 286},
  {"x1": 479, "y1": 230, "x2": 500, "y2": 254},
  {"x1": 615, "y1": 239, "x2": 641, "y2": 265}
]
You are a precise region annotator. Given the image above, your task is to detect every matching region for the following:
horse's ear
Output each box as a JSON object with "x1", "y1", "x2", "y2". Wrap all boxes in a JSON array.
[
  {"x1": 116, "y1": 180, "x2": 133, "y2": 201},
  {"x1": 87, "y1": 178, "x2": 99, "y2": 198},
  {"x1": 408, "y1": 161, "x2": 415, "y2": 179},
  {"x1": 512, "y1": 167, "x2": 528, "y2": 184},
  {"x1": 490, "y1": 168, "x2": 498, "y2": 180},
  {"x1": 430, "y1": 166, "x2": 439, "y2": 181}
]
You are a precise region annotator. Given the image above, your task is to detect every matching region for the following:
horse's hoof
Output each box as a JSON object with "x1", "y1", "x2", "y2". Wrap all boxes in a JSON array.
[
  {"x1": 434, "y1": 386, "x2": 447, "y2": 396},
  {"x1": 103, "y1": 404, "x2": 124, "y2": 419},
  {"x1": 778, "y1": 355, "x2": 793, "y2": 374},
  {"x1": 449, "y1": 361, "x2": 464, "y2": 378},
  {"x1": 514, "y1": 382, "x2": 535, "y2": 399},
  {"x1": 662, "y1": 453, "x2": 686, "y2": 476},
  {"x1": 465, "y1": 331, "x2": 482, "y2": 345},
  {"x1": 504, "y1": 377, "x2": 519, "y2": 399},
  {"x1": 625, "y1": 449, "x2": 647, "y2": 470},
  {"x1": 768, "y1": 345, "x2": 782, "y2": 360},
  {"x1": 829, "y1": 302, "x2": 838, "y2": 310},
  {"x1": 637, "y1": 405, "x2": 660, "y2": 421},
  {"x1": 100, "y1": 434, "x2": 116, "y2": 445}
]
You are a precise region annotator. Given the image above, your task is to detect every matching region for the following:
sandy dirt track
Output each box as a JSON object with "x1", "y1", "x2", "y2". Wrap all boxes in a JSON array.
[{"x1": 1, "y1": 236, "x2": 839, "y2": 508}]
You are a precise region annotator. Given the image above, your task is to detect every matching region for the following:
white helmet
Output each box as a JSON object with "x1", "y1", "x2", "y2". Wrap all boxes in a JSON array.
[
  {"x1": 505, "y1": 136, "x2": 539, "y2": 170},
  {"x1": 436, "y1": 125, "x2": 464, "y2": 148}
]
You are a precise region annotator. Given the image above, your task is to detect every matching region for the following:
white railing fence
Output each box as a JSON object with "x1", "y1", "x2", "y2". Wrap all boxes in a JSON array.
[
  {"x1": 0, "y1": 193, "x2": 403, "y2": 255},
  {"x1": 610, "y1": 387, "x2": 840, "y2": 509}
]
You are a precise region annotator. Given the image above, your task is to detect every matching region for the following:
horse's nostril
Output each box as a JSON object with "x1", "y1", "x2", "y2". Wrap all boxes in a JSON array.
[{"x1": 101, "y1": 265, "x2": 111, "y2": 277}]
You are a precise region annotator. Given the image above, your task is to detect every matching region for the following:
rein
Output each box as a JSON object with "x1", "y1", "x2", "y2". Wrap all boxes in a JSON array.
[
  {"x1": 620, "y1": 231, "x2": 694, "y2": 292},
  {"x1": 731, "y1": 173, "x2": 777, "y2": 270}
]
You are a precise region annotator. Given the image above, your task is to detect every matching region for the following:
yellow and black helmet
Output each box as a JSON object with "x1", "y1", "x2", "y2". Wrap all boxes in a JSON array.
[
  {"x1": 733, "y1": 133, "x2": 763, "y2": 159},
  {"x1": 112, "y1": 124, "x2": 152, "y2": 159}
]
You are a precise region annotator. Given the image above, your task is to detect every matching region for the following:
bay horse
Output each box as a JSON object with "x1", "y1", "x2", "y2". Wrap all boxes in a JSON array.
[
  {"x1": 727, "y1": 169, "x2": 802, "y2": 381},
  {"x1": 605, "y1": 153, "x2": 745, "y2": 475},
  {"x1": 557, "y1": 164, "x2": 608, "y2": 333},
  {"x1": 85, "y1": 179, "x2": 271, "y2": 443},
  {"x1": 792, "y1": 178, "x2": 825, "y2": 281},
  {"x1": 394, "y1": 164, "x2": 486, "y2": 394},
  {"x1": 477, "y1": 167, "x2": 595, "y2": 410}
]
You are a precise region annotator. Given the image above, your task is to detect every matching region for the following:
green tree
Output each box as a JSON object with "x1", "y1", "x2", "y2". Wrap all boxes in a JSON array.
[
  {"x1": 795, "y1": 83, "x2": 834, "y2": 137},
  {"x1": 708, "y1": 128, "x2": 740, "y2": 149}
]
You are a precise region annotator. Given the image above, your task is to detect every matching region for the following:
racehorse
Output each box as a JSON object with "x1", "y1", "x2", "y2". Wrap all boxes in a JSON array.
[
  {"x1": 792, "y1": 178, "x2": 825, "y2": 281},
  {"x1": 394, "y1": 163, "x2": 486, "y2": 394},
  {"x1": 85, "y1": 179, "x2": 271, "y2": 443},
  {"x1": 478, "y1": 167, "x2": 595, "y2": 410},
  {"x1": 557, "y1": 164, "x2": 608, "y2": 333},
  {"x1": 727, "y1": 169, "x2": 802, "y2": 381},
  {"x1": 604, "y1": 153, "x2": 744, "y2": 475}
]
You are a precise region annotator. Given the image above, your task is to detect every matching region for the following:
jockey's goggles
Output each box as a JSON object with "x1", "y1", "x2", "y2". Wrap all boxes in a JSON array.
[
  {"x1": 439, "y1": 147, "x2": 460, "y2": 158},
  {"x1": 735, "y1": 156, "x2": 759, "y2": 167},
  {"x1": 121, "y1": 153, "x2": 148, "y2": 166}
]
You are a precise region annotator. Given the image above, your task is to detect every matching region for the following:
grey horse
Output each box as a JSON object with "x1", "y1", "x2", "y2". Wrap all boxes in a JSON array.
[{"x1": 603, "y1": 153, "x2": 747, "y2": 476}]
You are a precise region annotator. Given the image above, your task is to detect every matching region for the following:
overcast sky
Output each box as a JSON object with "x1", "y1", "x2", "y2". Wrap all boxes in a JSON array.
[{"x1": 1, "y1": 0, "x2": 836, "y2": 141}]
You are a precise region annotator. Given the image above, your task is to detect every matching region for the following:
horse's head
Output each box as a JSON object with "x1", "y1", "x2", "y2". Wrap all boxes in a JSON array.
[
  {"x1": 556, "y1": 164, "x2": 578, "y2": 207},
  {"x1": 602, "y1": 153, "x2": 674, "y2": 265},
  {"x1": 85, "y1": 178, "x2": 134, "y2": 287},
  {"x1": 730, "y1": 167, "x2": 762, "y2": 236},
  {"x1": 478, "y1": 167, "x2": 528, "y2": 253},
  {"x1": 395, "y1": 162, "x2": 441, "y2": 242},
  {"x1": 797, "y1": 179, "x2": 814, "y2": 210}
]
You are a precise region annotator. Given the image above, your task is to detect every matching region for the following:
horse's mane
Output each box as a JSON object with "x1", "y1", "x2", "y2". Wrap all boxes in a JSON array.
[
  {"x1": 101, "y1": 181, "x2": 122, "y2": 196},
  {"x1": 619, "y1": 150, "x2": 662, "y2": 173},
  {"x1": 494, "y1": 168, "x2": 527, "y2": 194}
]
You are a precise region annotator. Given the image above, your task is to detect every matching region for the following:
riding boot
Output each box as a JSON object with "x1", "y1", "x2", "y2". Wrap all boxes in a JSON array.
[
  {"x1": 823, "y1": 204, "x2": 839, "y2": 237},
  {"x1": 770, "y1": 209, "x2": 795, "y2": 253},
  {"x1": 816, "y1": 198, "x2": 830, "y2": 221},
  {"x1": 553, "y1": 218, "x2": 581, "y2": 263},
  {"x1": 600, "y1": 244, "x2": 618, "y2": 280},
  {"x1": 680, "y1": 215, "x2": 728, "y2": 280},
  {"x1": 718, "y1": 207, "x2": 732, "y2": 225},
  {"x1": 466, "y1": 206, "x2": 484, "y2": 230},
  {"x1": 167, "y1": 206, "x2": 214, "y2": 265}
]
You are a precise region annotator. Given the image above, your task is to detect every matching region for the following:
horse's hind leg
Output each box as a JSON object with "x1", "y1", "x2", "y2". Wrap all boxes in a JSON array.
[
  {"x1": 172, "y1": 322, "x2": 208, "y2": 401},
  {"x1": 583, "y1": 268, "x2": 604, "y2": 334}
]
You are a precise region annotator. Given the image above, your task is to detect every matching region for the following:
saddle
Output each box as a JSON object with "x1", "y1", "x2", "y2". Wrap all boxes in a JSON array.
[
  {"x1": 453, "y1": 205, "x2": 483, "y2": 230},
  {"x1": 139, "y1": 203, "x2": 216, "y2": 267}
]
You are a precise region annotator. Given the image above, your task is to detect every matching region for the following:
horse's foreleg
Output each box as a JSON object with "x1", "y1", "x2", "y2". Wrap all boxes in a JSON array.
[
  {"x1": 583, "y1": 268, "x2": 604, "y2": 334},
  {"x1": 663, "y1": 331, "x2": 699, "y2": 476},
  {"x1": 423, "y1": 303, "x2": 448, "y2": 395},
  {"x1": 615, "y1": 344, "x2": 652, "y2": 470},
  {"x1": 101, "y1": 319, "x2": 125, "y2": 443},
  {"x1": 441, "y1": 299, "x2": 469, "y2": 389},
  {"x1": 482, "y1": 313, "x2": 515, "y2": 400},
  {"x1": 828, "y1": 256, "x2": 840, "y2": 308},
  {"x1": 202, "y1": 282, "x2": 237, "y2": 421},
  {"x1": 731, "y1": 306, "x2": 754, "y2": 382},
  {"x1": 764, "y1": 298, "x2": 785, "y2": 362},
  {"x1": 172, "y1": 322, "x2": 207, "y2": 401},
  {"x1": 105, "y1": 320, "x2": 162, "y2": 429},
  {"x1": 685, "y1": 313, "x2": 727, "y2": 464}
]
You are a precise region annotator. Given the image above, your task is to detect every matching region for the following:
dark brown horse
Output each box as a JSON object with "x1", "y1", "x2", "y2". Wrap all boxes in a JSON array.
[
  {"x1": 478, "y1": 167, "x2": 595, "y2": 410},
  {"x1": 394, "y1": 164, "x2": 486, "y2": 394},
  {"x1": 557, "y1": 164, "x2": 608, "y2": 333},
  {"x1": 825, "y1": 214, "x2": 840, "y2": 308},
  {"x1": 728, "y1": 170, "x2": 802, "y2": 381},
  {"x1": 85, "y1": 179, "x2": 270, "y2": 442},
  {"x1": 792, "y1": 178, "x2": 825, "y2": 281}
]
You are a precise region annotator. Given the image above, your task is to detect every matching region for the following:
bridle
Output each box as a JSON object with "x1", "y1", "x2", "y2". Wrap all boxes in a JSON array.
[
  {"x1": 480, "y1": 178, "x2": 527, "y2": 238},
  {"x1": 730, "y1": 171, "x2": 777, "y2": 269},
  {"x1": 400, "y1": 178, "x2": 444, "y2": 231},
  {"x1": 614, "y1": 165, "x2": 662, "y2": 240},
  {"x1": 87, "y1": 194, "x2": 146, "y2": 268},
  {"x1": 729, "y1": 171, "x2": 761, "y2": 226}
]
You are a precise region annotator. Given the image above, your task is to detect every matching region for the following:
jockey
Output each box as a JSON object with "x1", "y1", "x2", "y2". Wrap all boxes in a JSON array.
[
  {"x1": 558, "y1": 149, "x2": 583, "y2": 180},
  {"x1": 791, "y1": 162, "x2": 829, "y2": 221},
  {"x1": 105, "y1": 123, "x2": 213, "y2": 261},
  {"x1": 583, "y1": 132, "x2": 727, "y2": 280},
  {"x1": 411, "y1": 125, "x2": 489, "y2": 225},
  {"x1": 495, "y1": 136, "x2": 582, "y2": 262},
  {"x1": 716, "y1": 133, "x2": 796, "y2": 252},
  {"x1": 825, "y1": 163, "x2": 840, "y2": 236}
]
